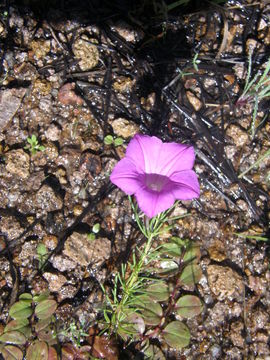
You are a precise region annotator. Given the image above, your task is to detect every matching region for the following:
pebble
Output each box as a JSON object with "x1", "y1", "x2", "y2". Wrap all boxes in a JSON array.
[
  {"x1": 0, "y1": 215, "x2": 24, "y2": 241},
  {"x1": 72, "y1": 35, "x2": 99, "y2": 71},
  {"x1": 33, "y1": 185, "x2": 63, "y2": 212},
  {"x1": 186, "y1": 91, "x2": 202, "y2": 111},
  {"x1": 30, "y1": 39, "x2": 51, "y2": 60},
  {"x1": 208, "y1": 240, "x2": 227, "y2": 262},
  {"x1": 58, "y1": 83, "x2": 84, "y2": 106},
  {"x1": 63, "y1": 232, "x2": 111, "y2": 267},
  {"x1": 42, "y1": 235, "x2": 58, "y2": 250},
  {"x1": 0, "y1": 88, "x2": 27, "y2": 132},
  {"x1": 110, "y1": 118, "x2": 139, "y2": 139},
  {"x1": 43, "y1": 272, "x2": 67, "y2": 292},
  {"x1": 226, "y1": 124, "x2": 249, "y2": 147},
  {"x1": 207, "y1": 265, "x2": 244, "y2": 301},
  {"x1": 45, "y1": 124, "x2": 61, "y2": 142},
  {"x1": 51, "y1": 255, "x2": 76, "y2": 272}
]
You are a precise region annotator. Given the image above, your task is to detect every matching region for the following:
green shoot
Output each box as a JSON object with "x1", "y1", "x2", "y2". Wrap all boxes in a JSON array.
[
  {"x1": 104, "y1": 135, "x2": 124, "y2": 147},
  {"x1": 24, "y1": 135, "x2": 45, "y2": 155},
  {"x1": 237, "y1": 51, "x2": 270, "y2": 138},
  {"x1": 238, "y1": 148, "x2": 270, "y2": 179},
  {"x1": 87, "y1": 223, "x2": 101, "y2": 240},
  {"x1": 36, "y1": 243, "x2": 48, "y2": 270}
]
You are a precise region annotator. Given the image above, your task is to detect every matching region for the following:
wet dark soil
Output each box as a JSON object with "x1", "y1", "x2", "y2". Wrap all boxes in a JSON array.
[{"x1": 0, "y1": 0, "x2": 270, "y2": 359}]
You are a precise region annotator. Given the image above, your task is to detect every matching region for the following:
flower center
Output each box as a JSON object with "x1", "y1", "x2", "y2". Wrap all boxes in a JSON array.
[{"x1": 145, "y1": 173, "x2": 168, "y2": 193}]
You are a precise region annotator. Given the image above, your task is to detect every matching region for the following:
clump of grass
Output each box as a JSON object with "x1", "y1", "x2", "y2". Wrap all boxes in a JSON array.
[{"x1": 237, "y1": 50, "x2": 270, "y2": 138}]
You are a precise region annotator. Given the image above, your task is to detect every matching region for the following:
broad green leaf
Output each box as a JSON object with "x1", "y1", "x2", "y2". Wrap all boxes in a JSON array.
[
  {"x1": 35, "y1": 300, "x2": 57, "y2": 320},
  {"x1": 9, "y1": 302, "x2": 32, "y2": 320},
  {"x1": 141, "y1": 302, "x2": 163, "y2": 326},
  {"x1": 37, "y1": 244, "x2": 48, "y2": 256},
  {"x1": 145, "y1": 281, "x2": 170, "y2": 302},
  {"x1": 104, "y1": 135, "x2": 114, "y2": 145},
  {"x1": 0, "y1": 331, "x2": 26, "y2": 345},
  {"x1": 117, "y1": 312, "x2": 145, "y2": 340},
  {"x1": 18, "y1": 326, "x2": 32, "y2": 339},
  {"x1": 183, "y1": 245, "x2": 201, "y2": 263},
  {"x1": 92, "y1": 223, "x2": 100, "y2": 234},
  {"x1": 162, "y1": 321, "x2": 190, "y2": 349},
  {"x1": 4, "y1": 319, "x2": 29, "y2": 333},
  {"x1": 114, "y1": 137, "x2": 124, "y2": 146},
  {"x1": 134, "y1": 296, "x2": 163, "y2": 326},
  {"x1": 160, "y1": 242, "x2": 182, "y2": 257},
  {"x1": 87, "y1": 233, "x2": 95, "y2": 241},
  {"x1": 144, "y1": 344, "x2": 165, "y2": 360},
  {"x1": 26, "y1": 341, "x2": 48, "y2": 360},
  {"x1": 37, "y1": 327, "x2": 56, "y2": 345},
  {"x1": 19, "y1": 293, "x2": 32, "y2": 302},
  {"x1": 179, "y1": 263, "x2": 202, "y2": 286},
  {"x1": 171, "y1": 237, "x2": 188, "y2": 247},
  {"x1": 35, "y1": 318, "x2": 51, "y2": 333},
  {"x1": 0, "y1": 345, "x2": 23, "y2": 360},
  {"x1": 33, "y1": 291, "x2": 50, "y2": 303},
  {"x1": 176, "y1": 295, "x2": 203, "y2": 318},
  {"x1": 157, "y1": 260, "x2": 178, "y2": 276}
]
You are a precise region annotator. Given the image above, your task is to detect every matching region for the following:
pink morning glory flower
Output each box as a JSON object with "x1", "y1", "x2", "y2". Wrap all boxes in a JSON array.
[{"x1": 110, "y1": 134, "x2": 200, "y2": 218}]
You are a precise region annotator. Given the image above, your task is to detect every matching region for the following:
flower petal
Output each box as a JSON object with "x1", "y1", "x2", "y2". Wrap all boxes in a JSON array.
[
  {"x1": 126, "y1": 134, "x2": 163, "y2": 173},
  {"x1": 169, "y1": 170, "x2": 200, "y2": 200},
  {"x1": 135, "y1": 187, "x2": 175, "y2": 218},
  {"x1": 157, "y1": 143, "x2": 195, "y2": 176},
  {"x1": 110, "y1": 158, "x2": 143, "y2": 195},
  {"x1": 126, "y1": 134, "x2": 196, "y2": 176}
]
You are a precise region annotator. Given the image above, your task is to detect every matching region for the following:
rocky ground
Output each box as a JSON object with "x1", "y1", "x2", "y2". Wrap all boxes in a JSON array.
[{"x1": 0, "y1": 0, "x2": 269, "y2": 359}]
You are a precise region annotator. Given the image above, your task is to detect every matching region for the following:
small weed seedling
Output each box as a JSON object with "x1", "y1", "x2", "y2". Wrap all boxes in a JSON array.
[
  {"x1": 24, "y1": 135, "x2": 45, "y2": 155},
  {"x1": 36, "y1": 243, "x2": 49, "y2": 270},
  {"x1": 104, "y1": 135, "x2": 124, "y2": 147},
  {"x1": 57, "y1": 320, "x2": 88, "y2": 348},
  {"x1": 87, "y1": 223, "x2": 101, "y2": 240}
]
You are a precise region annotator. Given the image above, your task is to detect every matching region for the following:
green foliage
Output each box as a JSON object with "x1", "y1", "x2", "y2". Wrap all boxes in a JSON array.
[
  {"x1": 192, "y1": 52, "x2": 201, "y2": 72},
  {"x1": 104, "y1": 135, "x2": 124, "y2": 147},
  {"x1": 87, "y1": 223, "x2": 101, "y2": 240},
  {"x1": 175, "y1": 295, "x2": 203, "y2": 318},
  {"x1": 0, "y1": 292, "x2": 58, "y2": 360},
  {"x1": 24, "y1": 135, "x2": 45, "y2": 155},
  {"x1": 238, "y1": 148, "x2": 270, "y2": 180},
  {"x1": 162, "y1": 321, "x2": 190, "y2": 350},
  {"x1": 36, "y1": 244, "x2": 49, "y2": 270},
  {"x1": 57, "y1": 320, "x2": 88, "y2": 348},
  {"x1": 100, "y1": 200, "x2": 203, "y2": 354},
  {"x1": 237, "y1": 52, "x2": 270, "y2": 138}
]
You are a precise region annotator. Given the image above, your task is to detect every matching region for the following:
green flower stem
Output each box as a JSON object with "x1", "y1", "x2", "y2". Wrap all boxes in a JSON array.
[
  {"x1": 122, "y1": 231, "x2": 153, "y2": 303},
  {"x1": 115, "y1": 220, "x2": 155, "y2": 328}
]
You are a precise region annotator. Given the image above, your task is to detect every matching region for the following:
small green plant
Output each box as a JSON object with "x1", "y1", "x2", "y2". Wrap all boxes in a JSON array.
[
  {"x1": 100, "y1": 198, "x2": 203, "y2": 354},
  {"x1": 24, "y1": 135, "x2": 45, "y2": 155},
  {"x1": 57, "y1": 320, "x2": 88, "y2": 348},
  {"x1": 87, "y1": 223, "x2": 101, "y2": 241},
  {"x1": 104, "y1": 135, "x2": 124, "y2": 147},
  {"x1": 192, "y1": 52, "x2": 201, "y2": 72},
  {"x1": 237, "y1": 51, "x2": 270, "y2": 138},
  {"x1": 0, "y1": 292, "x2": 58, "y2": 359},
  {"x1": 36, "y1": 243, "x2": 49, "y2": 270}
]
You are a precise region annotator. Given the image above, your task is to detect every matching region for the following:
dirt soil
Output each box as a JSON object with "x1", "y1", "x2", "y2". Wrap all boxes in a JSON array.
[{"x1": 0, "y1": 0, "x2": 270, "y2": 359}]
